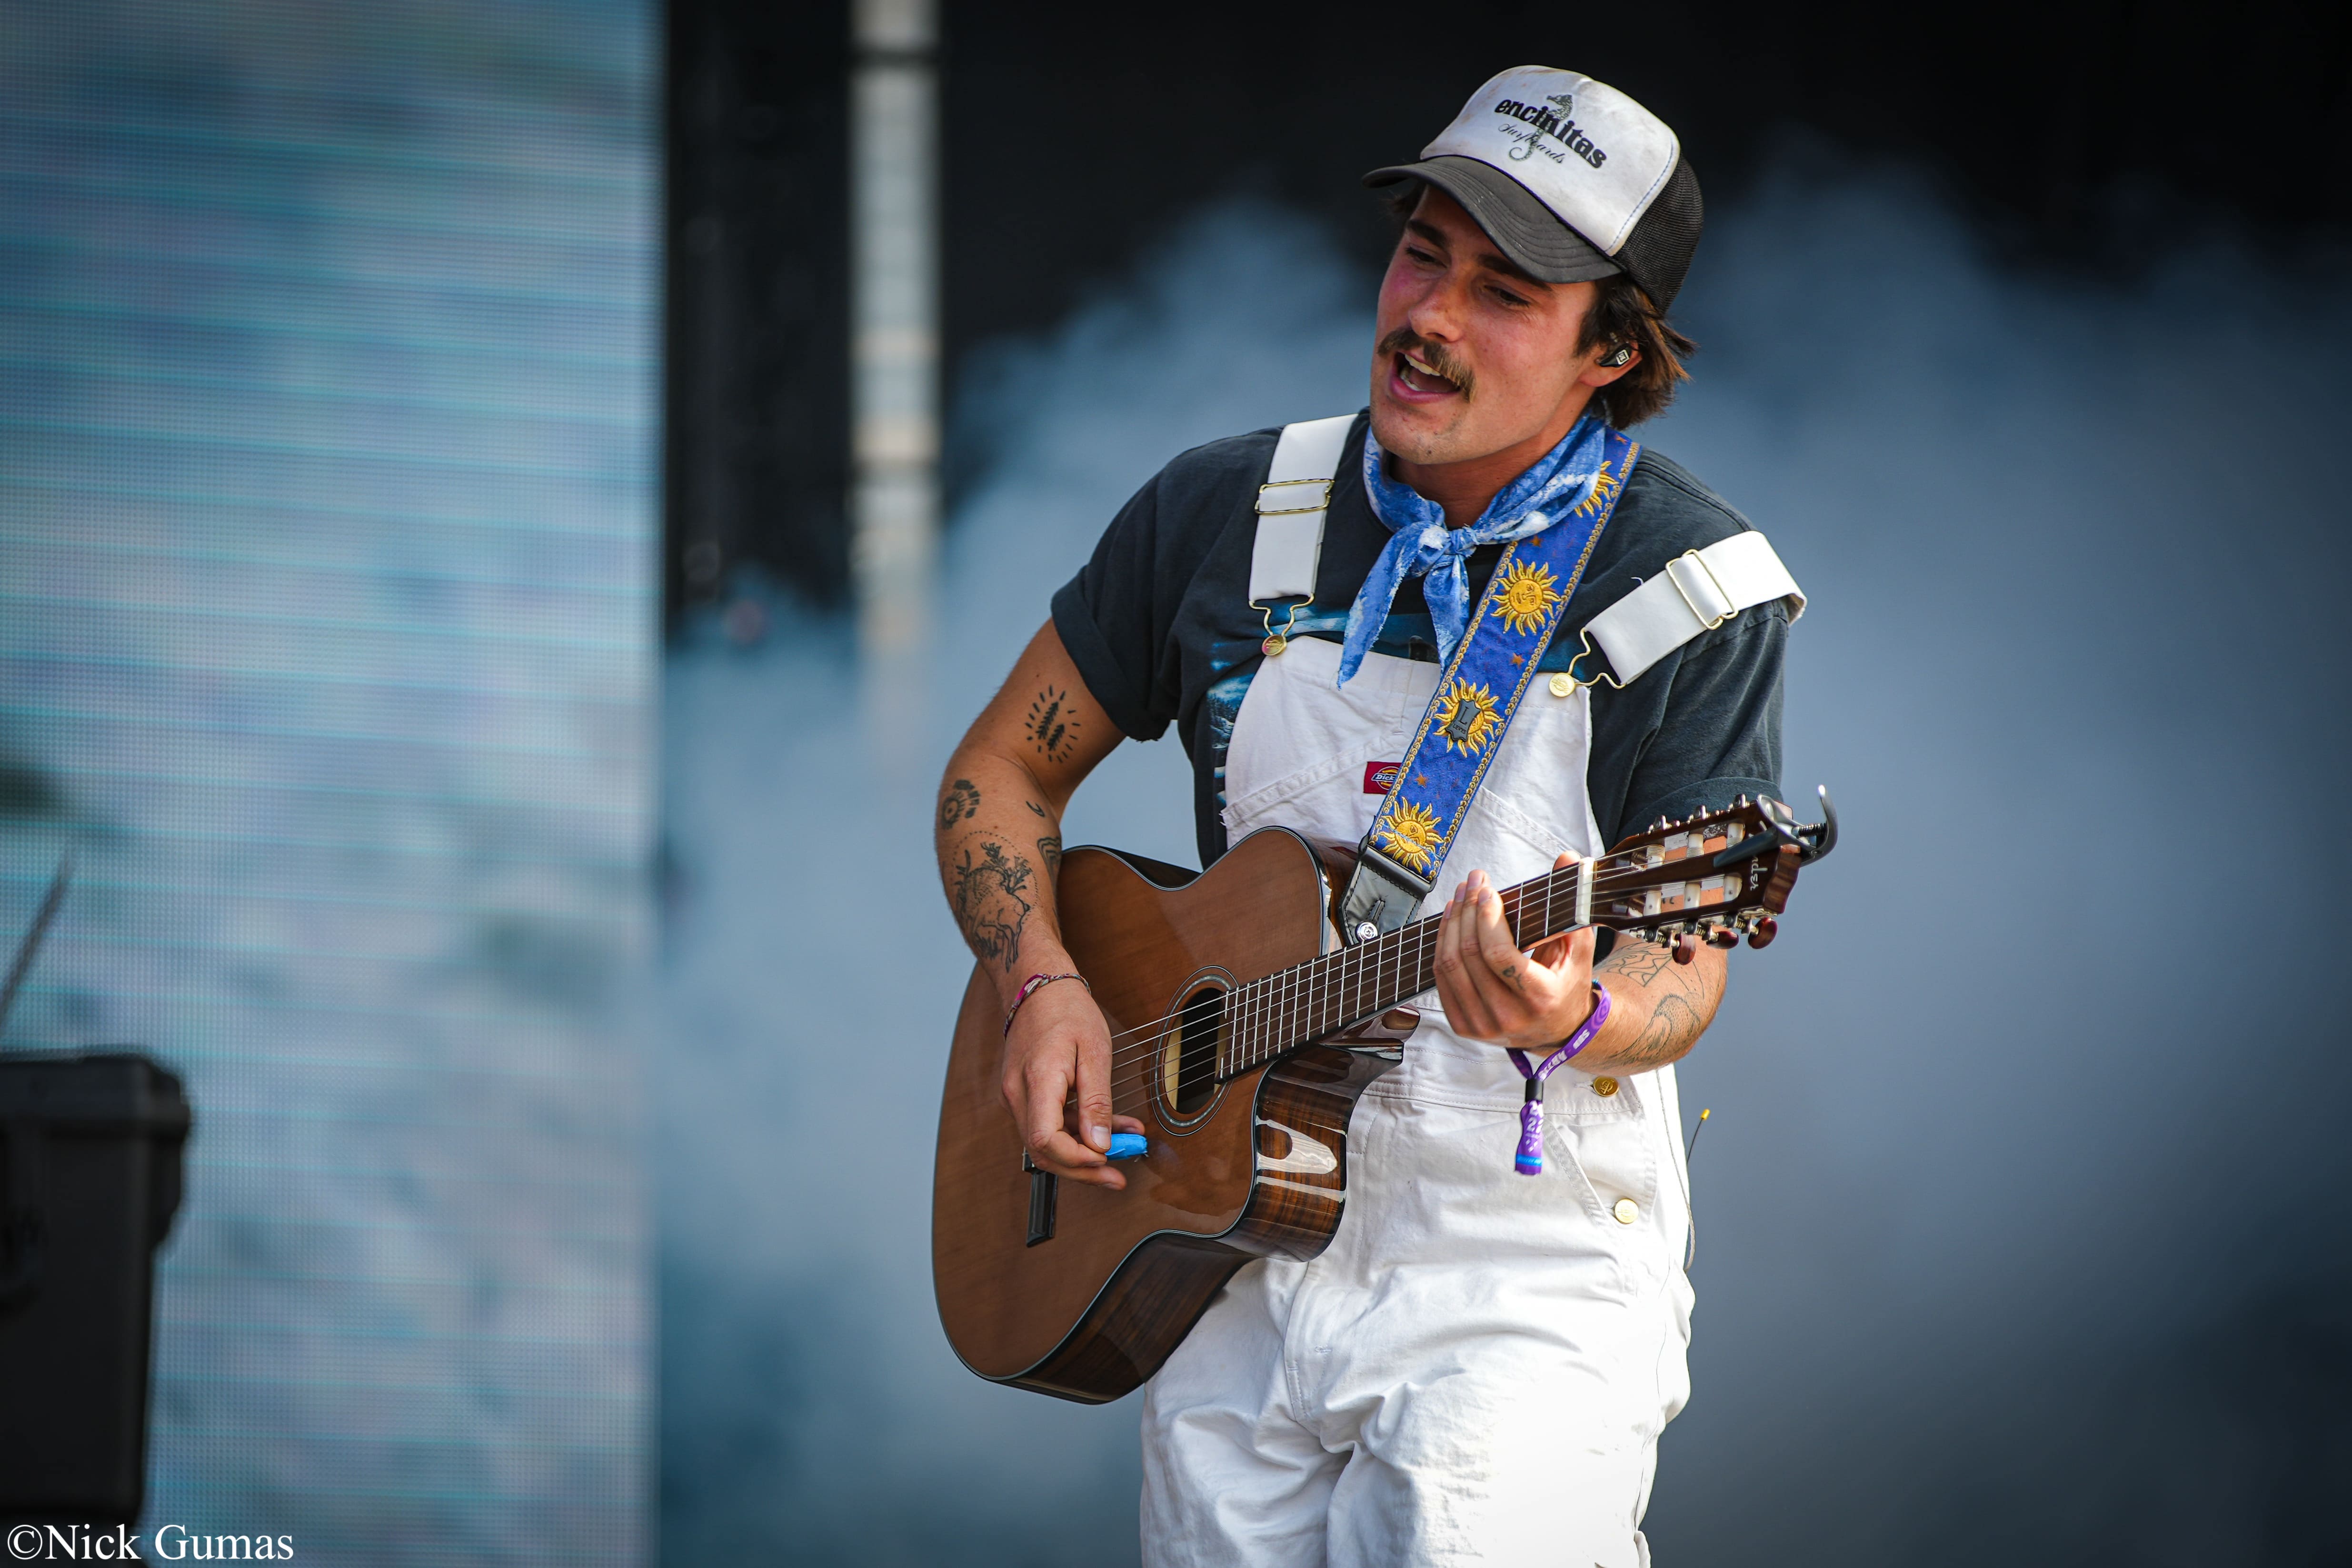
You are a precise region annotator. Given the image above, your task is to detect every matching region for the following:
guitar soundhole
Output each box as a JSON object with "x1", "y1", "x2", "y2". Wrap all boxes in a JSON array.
[{"x1": 1165, "y1": 983, "x2": 1225, "y2": 1118}]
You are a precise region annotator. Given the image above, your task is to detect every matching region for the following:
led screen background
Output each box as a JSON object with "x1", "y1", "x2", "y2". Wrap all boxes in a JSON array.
[{"x1": 0, "y1": 2, "x2": 658, "y2": 1560}]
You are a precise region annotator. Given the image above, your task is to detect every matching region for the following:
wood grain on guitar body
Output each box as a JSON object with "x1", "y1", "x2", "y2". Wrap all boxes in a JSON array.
[{"x1": 932, "y1": 791, "x2": 1835, "y2": 1404}]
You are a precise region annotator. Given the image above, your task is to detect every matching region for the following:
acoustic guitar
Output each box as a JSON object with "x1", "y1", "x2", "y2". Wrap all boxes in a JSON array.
[{"x1": 931, "y1": 791, "x2": 1836, "y2": 1404}]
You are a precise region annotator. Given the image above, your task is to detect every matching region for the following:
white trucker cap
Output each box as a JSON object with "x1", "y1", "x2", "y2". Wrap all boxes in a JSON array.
[{"x1": 1364, "y1": 66, "x2": 1704, "y2": 311}]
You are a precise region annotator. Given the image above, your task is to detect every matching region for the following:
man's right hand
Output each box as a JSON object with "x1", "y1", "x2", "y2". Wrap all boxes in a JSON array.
[
  {"x1": 940, "y1": 621, "x2": 1138, "y2": 1184},
  {"x1": 999, "y1": 972, "x2": 1144, "y2": 1190}
]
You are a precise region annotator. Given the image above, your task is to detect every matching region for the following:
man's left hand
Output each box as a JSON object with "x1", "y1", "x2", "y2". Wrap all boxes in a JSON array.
[{"x1": 1432, "y1": 856, "x2": 1597, "y2": 1053}]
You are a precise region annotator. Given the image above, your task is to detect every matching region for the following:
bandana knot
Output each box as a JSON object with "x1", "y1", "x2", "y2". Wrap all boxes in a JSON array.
[{"x1": 1340, "y1": 413, "x2": 1614, "y2": 686}]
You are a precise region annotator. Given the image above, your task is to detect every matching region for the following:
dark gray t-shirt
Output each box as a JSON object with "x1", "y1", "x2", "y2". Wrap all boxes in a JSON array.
[{"x1": 1052, "y1": 412, "x2": 1787, "y2": 870}]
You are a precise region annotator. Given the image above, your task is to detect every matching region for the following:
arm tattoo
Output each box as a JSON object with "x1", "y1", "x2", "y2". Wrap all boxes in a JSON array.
[
  {"x1": 938, "y1": 778, "x2": 981, "y2": 831},
  {"x1": 948, "y1": 839, "x2": 1036, "y2": 972},
  {"x1": 1036, "y1": 834, "x2": 1062, "y2": 879},
  {"x1": 1024, "y1": 687, "x2": 1080, "y2": 761},
  {"x1": 1599, "y1": 939, "x2": 1672, "y2": 987},
  {"x1": 1026, "y1": 800, "x2": 1047, "y2": 818},
  {"x1": 1621, "y1": 993, "x2": 1703, "y2": 1068}
]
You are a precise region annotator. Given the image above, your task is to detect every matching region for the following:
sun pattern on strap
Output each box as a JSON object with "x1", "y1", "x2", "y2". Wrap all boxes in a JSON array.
[
  {"x1": 1492, "y1": 560, "x2": 1564, "y2": 636},
  {"x1": 1375, "y1": 800, "x2": 1444, "y2": 873},
  {"x1": 1433, "y1": 679, "x2": 1503, "y2": 757},
  {"x1": 1355, "y1": 427, "x2": 1640, "y2": 902},
  {"x1": 1573, "y1": 456, "x2": 1620, "y2": 516}
]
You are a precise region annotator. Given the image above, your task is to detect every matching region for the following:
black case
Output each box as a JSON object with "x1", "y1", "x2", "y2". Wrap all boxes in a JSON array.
[{"x1": 0, "y1": 1052, "x2": 191, "y2": 1523}]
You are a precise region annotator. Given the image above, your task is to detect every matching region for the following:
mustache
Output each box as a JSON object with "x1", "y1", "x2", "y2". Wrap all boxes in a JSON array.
[{"x1": 1377, "y1": 328, "x2": 1474, "y2": 400}]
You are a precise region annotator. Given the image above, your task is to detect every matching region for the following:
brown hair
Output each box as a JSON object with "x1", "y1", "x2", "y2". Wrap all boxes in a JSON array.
[
  {"x1": 1572, "y1": 273, "x2": 1695, "y2": 428},
  {"x1": 1383, "y1": 183, "x2": 1696, "y2": 427}
]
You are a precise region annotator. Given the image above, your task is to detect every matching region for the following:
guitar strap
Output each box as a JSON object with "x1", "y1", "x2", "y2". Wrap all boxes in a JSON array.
[
  {"x1": 1245, "y1": 415, "x2": 1631, "y2": 939},
  {"x1": 1247, "y1": 417, "x2": 1805, "y2": 941},
  {"x1": 1335, "y1": 426, "x2": 1635, "y2": 940}
]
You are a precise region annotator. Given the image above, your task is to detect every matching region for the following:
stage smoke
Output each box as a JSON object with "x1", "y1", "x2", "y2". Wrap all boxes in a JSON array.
[{"x1": 658, "y1": 164, "x2": 2352, "y2": 1565}]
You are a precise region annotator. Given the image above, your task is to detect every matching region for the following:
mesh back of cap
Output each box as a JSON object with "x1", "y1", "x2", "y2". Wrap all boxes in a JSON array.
[{"x1": 1616, "y1": 159, "x2": 1704, "y2": 312}]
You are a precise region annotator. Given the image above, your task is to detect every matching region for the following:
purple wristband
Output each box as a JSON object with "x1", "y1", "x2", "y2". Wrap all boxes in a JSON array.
[{"x1": 1505, "y1": 983, "x2": 1611, "y2": 1176}]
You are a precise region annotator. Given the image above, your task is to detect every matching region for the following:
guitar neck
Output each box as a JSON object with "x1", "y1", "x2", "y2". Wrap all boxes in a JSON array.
[
  {"x1": 1222, "y1": 859, "x2": 1589, "y2": 1077},
  {"x1": 1214, "y1": 797, "x2": 1806, "y2": 1078}
]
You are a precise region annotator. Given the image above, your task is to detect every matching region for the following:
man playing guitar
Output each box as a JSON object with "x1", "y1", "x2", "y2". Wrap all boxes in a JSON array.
[{"x1": 935, "y1": 68, "x2": 1795, "y2": 1566}]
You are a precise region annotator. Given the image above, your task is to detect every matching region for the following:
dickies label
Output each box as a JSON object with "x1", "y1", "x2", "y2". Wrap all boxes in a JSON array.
[{"x1": 1363, "y1": 761, "x2": 1402, "y2": 795}]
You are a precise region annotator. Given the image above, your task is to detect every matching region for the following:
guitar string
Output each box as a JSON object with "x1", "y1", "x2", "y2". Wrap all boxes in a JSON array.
[
  {"x1": 1080, "y1": 847, "x2": 1728, "y2": 1056},
  {"x1": 1073, "y1": 853, "x2": 1648, "y2": 1056},
  {"x1": 1016, "y1": 850, "x2": 1767, "y2": 1134},
  {"x1": 1081, "y1": 921, "x2": 1575, "y2": 1122},
  {"x1": 1080, "y1": 860, "x2": 1738, "y2": 1082},
  {"x1": 1028, "y1": 813, "x2": 1775, "y2": 1072},
  {"x1": 1022, "y1": 859, "x2": 1746, "y2": 1138},
  {"x1": 1097, "y1": 894, "x2": 1488, "y2": 1117},
  {"x1": 1095, "y1": 918, "x2": 1551, "y2": 1087},
  {"x1": 1083, "y1": 885, "x2": 1547, "y2": 1073},
  {"x1": 1072, "y1": 855, "x2": 1752, "y2": 1083}
]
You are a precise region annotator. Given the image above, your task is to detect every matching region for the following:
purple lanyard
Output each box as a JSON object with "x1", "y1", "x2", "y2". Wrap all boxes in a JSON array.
[{"x1": 1506, "y1": 983, "x2": 1611, "y2": 1176}]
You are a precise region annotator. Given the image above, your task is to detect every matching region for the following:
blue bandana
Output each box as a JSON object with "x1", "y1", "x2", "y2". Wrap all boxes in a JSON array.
[{"x1": 1342, "y1": 413, "x2": 1616, "y2": 686}]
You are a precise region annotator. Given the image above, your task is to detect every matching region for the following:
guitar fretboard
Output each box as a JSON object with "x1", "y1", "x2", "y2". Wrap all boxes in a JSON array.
[{"x1": 1220, "y1": 858, "x2": 1594, "y2": 1077}]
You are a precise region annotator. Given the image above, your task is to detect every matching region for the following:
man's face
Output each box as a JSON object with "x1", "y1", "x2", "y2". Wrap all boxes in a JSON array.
[{"x1": 1367, "y1": 187, "x2": 1600, "y2": 469}]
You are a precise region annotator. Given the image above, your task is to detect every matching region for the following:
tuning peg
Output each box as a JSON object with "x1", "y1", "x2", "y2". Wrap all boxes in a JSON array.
[
  {"x1": 1672, "y1": 933, "x2": 1699, "y2": 965},
  {"x1": 1746, "y1": 916, "x2": 1778, "y2": 949},
  {"x1": 1704, "y1": 927, "x2": 1738, "y2": 949}
]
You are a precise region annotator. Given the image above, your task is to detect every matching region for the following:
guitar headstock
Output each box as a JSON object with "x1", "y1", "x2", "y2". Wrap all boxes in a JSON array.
[{"x1": 1594, "y1": 790, "x2": 1835, "y2": 953}]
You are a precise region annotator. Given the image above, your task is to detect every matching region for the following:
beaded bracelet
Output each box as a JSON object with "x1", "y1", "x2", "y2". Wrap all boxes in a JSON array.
[{"x1": 1003, "y1": 971, "x2": 1090, "y2": 1037}]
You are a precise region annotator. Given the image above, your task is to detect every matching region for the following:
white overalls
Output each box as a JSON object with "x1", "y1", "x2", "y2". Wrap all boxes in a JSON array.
[{"x1": 1138, "y1": 632, "x2": 1697, "y2": 1568}]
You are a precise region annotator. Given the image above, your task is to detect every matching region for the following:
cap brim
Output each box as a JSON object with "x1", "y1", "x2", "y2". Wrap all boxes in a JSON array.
[{"x1": 1363, "y1": 156, "x2": 1621, "y2": 286}]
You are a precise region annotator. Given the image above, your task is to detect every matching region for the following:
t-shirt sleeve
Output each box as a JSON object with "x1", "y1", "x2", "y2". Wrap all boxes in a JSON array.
[
  {"x1": 1611, "y1": 607, "x2": 1786, "y2": 845},
  {"x1": 1051, "y1": 472, "x2": 1179, "y2": 743}
]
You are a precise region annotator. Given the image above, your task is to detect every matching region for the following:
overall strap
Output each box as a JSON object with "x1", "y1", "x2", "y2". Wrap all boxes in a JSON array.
[
  {"x1": 1571, "y1": 529, "x2": 1806, "y2": 689},
  {"x1": 1247, "y1": 415, "x2": 1357, "y2": 603},
  {"x1": 1337, "y1": 427, "x2": 1641, "y2": 942}
]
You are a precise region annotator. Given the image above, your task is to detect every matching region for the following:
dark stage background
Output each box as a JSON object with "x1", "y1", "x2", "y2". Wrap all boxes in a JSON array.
[
  {"x1": 668, "y1": 0, "x2": 2351, "y2": 615},
  {"x1": 657, "y1": 5, "x2": 2352, "y2": 1566}
]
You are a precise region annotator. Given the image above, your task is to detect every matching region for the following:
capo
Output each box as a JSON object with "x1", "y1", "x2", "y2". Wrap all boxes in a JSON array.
[
  {"x1": 1729, "y1": 786, "x2": 1838, "y2": 869},
  {"x1": 1798, "y1": 786, "x2": 1838, "y2": 863}
]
